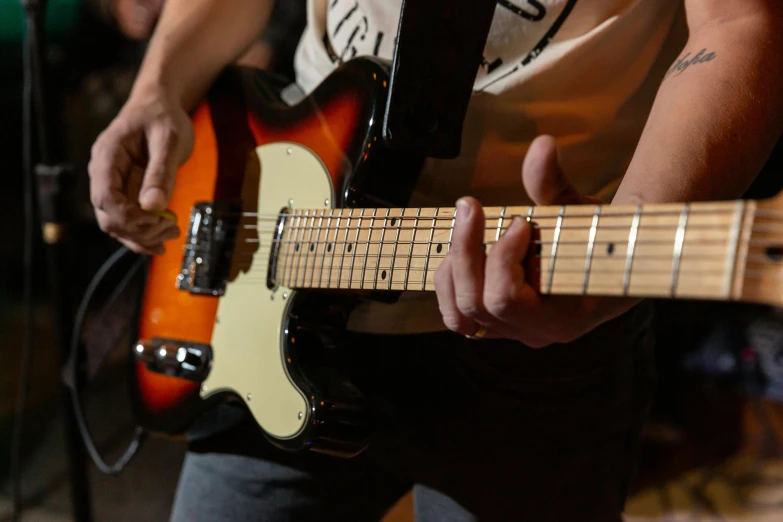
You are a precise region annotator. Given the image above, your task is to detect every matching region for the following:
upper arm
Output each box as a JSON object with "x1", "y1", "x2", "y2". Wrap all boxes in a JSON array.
[{"x1": 684, "y1": 0, "x2": 783, "y2": 34}]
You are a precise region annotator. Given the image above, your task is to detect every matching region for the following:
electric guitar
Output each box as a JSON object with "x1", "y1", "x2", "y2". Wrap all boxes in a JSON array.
[{"x1": 132, "y1": 57, "x2": 783, "y2": 458}]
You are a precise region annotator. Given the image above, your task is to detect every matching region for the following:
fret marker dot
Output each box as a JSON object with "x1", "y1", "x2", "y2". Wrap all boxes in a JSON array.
[
  {"x1": 607, "y1": 243, "x2": 615, "y2": 255},
  {"x1": 310, "y1": 243, "x2": 315, "y2": 252},
  {"x1": 327, "y1": 244, "x2": 333, "y2": 252},
  {"x1": 348, "y1": 244, "x2": 353, "y2": 253},
  {"x1": 391, "y1": 218, "x2": 397, "y2": 226},
  {"x1": 381, "y1": 270, "x2": 387, "y2": 280},
  {"x1": 436, "y1": 244, "x2": 442, "y2": 254},
  {"x1": 766, "y1": 245, "x2": 783, "y2": 262},
  {"x1": 295, "y1": 243, "x2": 300, "y2": 252}
]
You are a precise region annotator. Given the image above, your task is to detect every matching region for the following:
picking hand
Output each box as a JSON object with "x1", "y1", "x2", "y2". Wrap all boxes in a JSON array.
[
  {"x1": 88, "y1": 89, "x2": 193, "y2": 255},
  {"x1": 433, "y1": 136, "x2": 637, "y2": 348}
]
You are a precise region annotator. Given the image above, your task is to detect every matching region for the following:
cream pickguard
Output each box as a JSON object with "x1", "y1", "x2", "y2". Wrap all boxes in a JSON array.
[{"x1": 202, "y1": 142, "x2": 335, "y2": 440}]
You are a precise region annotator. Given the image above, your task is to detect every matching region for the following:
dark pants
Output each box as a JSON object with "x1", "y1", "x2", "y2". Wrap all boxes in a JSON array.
[{"x1": 170, "y1": 302, "x2": 657, "y2": 521}]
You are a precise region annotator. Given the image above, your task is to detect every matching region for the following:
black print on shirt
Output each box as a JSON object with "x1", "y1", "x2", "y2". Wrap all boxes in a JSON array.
[
  {"x1": 497, "y1": 0, "x2": 547, "y2": 22},
  {"x1": 325, "y1": 0, "x2": 577, "y2": 88},
  {"x1": 479, "y1": 0, "x2": 578, "y2": 90}
]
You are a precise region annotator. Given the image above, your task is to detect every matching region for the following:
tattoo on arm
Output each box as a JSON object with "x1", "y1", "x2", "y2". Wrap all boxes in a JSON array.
[{"x1": 664, "y1": 48, "x2": 717, "y2": 80}]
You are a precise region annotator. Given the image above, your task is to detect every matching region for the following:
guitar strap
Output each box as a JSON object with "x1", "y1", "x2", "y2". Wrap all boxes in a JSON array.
[{"x1": 383, "y1": 0, "x2": 499, "y2": 159}]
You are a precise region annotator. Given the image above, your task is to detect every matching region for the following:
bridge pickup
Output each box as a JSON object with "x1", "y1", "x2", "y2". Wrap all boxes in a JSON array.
[{"x1": 177, "y1": 201, "x2": 241, "y2": 296}]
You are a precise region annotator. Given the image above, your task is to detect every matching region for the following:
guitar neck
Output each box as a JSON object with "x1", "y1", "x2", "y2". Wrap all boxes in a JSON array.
[{"x1": 275, "y1": 199, "x2": 783, "y2": 306}]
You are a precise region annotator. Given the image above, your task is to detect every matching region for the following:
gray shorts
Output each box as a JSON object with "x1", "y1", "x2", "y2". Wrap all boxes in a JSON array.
[{"x1": 170, "y1": 303, "x2": 656, "y2": 521}]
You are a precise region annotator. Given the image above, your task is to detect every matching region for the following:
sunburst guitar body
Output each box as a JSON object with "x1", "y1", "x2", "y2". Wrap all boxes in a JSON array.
[{"x1": 133, "y1": 58, "x2": 423, "y2": 457}]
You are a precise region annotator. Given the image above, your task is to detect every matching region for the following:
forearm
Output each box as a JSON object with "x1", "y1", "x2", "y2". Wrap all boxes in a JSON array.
[
  {"x1": 613, "y1": 12, "x2": 783, "y2": 206},
  {"x1": 131, "y1": 0, "x2": 274, "y2": 110}
]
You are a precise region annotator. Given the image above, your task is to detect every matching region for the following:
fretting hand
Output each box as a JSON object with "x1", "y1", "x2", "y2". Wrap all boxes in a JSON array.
[{"x1": 433, "y1": 136, "x2": 638, "y2": 348}]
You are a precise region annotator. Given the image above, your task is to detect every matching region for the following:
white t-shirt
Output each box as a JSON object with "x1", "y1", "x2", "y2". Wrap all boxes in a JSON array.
[{"x1": 293, "y1": 0, "x2": 686, "y2": 334}]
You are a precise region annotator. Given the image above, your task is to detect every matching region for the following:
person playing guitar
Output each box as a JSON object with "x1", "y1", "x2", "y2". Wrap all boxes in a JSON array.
[{"x1": 87, "y1": 0, "x2": 783, "y2": 520}]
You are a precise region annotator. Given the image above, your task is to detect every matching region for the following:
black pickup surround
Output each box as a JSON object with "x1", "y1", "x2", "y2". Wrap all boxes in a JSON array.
[{"x1": 266, "y1": 207, "x2": 289, "y2": 290}]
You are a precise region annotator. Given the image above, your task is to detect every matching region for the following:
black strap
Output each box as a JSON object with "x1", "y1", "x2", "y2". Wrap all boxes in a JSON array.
[{"x1": 383, "y1": 0, "x2": 498, "y2": 159}]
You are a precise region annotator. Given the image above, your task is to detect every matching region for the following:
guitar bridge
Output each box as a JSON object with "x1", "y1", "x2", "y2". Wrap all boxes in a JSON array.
[{"x1": 177, "y1": 201, "x2": 241, "y2": 296}]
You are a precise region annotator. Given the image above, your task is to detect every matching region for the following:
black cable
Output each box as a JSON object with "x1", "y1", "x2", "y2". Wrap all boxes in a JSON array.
[
  {"x1": 69, "y1": 246, "x2": 148, "y2": 476},
  {"x1": 10, "y1": 4, "x2": 39, "y2": 519}
]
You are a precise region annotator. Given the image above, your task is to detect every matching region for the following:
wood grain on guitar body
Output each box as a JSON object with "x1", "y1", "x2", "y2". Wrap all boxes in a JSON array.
[{"x1": 131, "y1": 57, "x2": 783, "y2": 458}]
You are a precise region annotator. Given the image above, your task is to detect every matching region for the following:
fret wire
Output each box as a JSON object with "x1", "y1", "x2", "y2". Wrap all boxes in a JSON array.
[
  {"x1": 349, "y1": 210, "x2": 363, "y2": 289},
  {"x1": 301, "y1": 211, "x2": 318, "y2": 288},
  {"x1": 336, "y1": 209, "x2": 344, "y2": 288},
  {"x1": 546, "y1": 206, "x2": 565, "y2": 293},
  {"x1": 622, "y1": 206, "x2": 643, "y2": 295},
  {"x1": 337, "y1": 210, "x2": 350, "y2": 289},
  {"x1": 422, "y1": 209, "x2": 439, "y2": 291},
  {"x1": 327, "y1": 211, "x2": 341, "y2": 289},
  {"x1": 289, "y1": 211, "x2": 301, "y2": 287},
  {"x1": 309, "y1": 209, "x2": 325, "y2": 288},
  {"x1": 405, "y1": 209, "x2": 421, "y2": 290},
  {"x1": 670, "y1": 204, "x2": 690, "y2": 297},
  {"x1": 306, "y1": 209, "x2": 317, "y2": 287},
  {"x1": 496, "y1": 207, "x2": 507, "y2": 242},
  {"x1": 361, "y1": 209, "x2": 377, "y2": 289},
  {"x1": 374, "y1": 209, "x2": 389, "y2": 290},
  {"x1": 319, "y1": 210, "x2": 332, "y2": 289},
  {"x1": 296, "y1": 210, "x2": 308, "y2": 288},
  {"x1": 582, "y1": 206, "x2": 601, "y2": 295},
  {"x1": 285, "y1": 209, "x2": 302, "y2": 287},
  {"x1": 279, "y1": 210, "x2": 293, "y2": 287},
  {"x1": 316, "y1": 208, "x2": 328, "y2": 286},
  {"x1": 388, "y1": 209, "x2": 403, "y2": 290},
  {"x1": 289, "y1": 210, "x2": 305, "y2": 287},
  {"x1": 724, "y1": 200, "x2": 745, "y2": 298},
  {"x1": 295, "y1": 211, "x2": 308, "y2": 287}
]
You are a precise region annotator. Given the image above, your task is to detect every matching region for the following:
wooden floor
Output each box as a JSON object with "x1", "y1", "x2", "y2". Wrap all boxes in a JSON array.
[
  {"x1": 625, "y1": 458, "x2": 783, "y2": 521},
  {"x1": 625, "y1": 399, "x2": 783, "y2": 521}
]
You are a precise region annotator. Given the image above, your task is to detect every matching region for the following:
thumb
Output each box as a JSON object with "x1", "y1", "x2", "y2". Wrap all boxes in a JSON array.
[
  {"x1": 139, "y1": 121, "x2": 183, "y2": 212},
  {"x1": 522, "y1": 135, "x2": 597, "y2": 206}
]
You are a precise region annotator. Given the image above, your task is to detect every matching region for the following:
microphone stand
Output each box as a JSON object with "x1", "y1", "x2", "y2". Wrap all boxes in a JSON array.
[{"x1": 11, "y1": 0, "x2": 93, "y2": 520}]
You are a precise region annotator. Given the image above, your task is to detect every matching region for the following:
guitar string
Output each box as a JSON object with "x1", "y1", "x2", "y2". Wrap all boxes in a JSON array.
[
  {"x1": 237, "y1": 251, "x2": 776, "y2": 279},
  {"x1": 224, "y1": 206, "x2": 777, "y2": 220},
  {"x1": 242, "y1": 263, "x2": 783, "y2": 280},
  {"x1": 230, "y1": 222, "x2": 783, "y2": 233},
  {"x1": 180, "y1": 237, "x2": 774, "y2": 258},
  {"x1": 231, "y1": 252, "x2": 778, "y2": 265},
  {"x1": 160, "y1": 206, "x2": 765, "y2": 226},
  {"x1": 238, "y1": 253, "x2": 775, "y2": 272},
  {"x1": 229, "y1": 270, "x2": 783, "y2": 288},
  {"x1": 181, "y1": 213, "x2": 772, "y2": 246}
]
